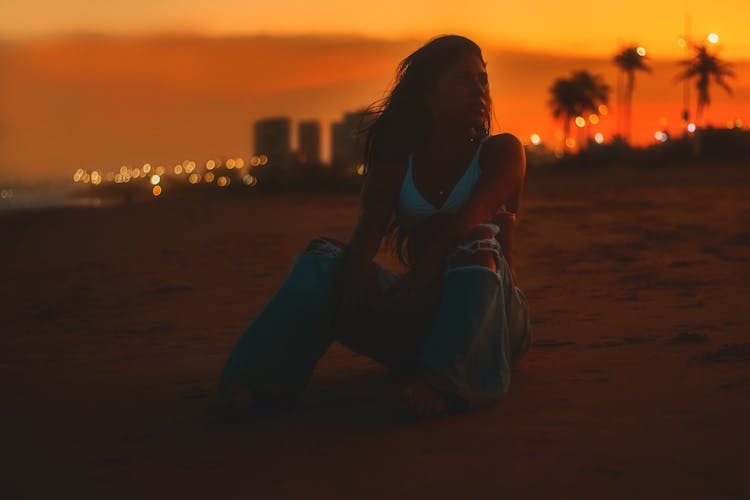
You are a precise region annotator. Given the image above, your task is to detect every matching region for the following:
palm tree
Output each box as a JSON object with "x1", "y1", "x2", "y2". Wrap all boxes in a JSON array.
[
  {"x1": 548, "y1": 70, "x2": 611, "y2": 150},
  {"x1": 613, "y1": 46, "x2": 652, "y2": 143},
  {"x1": 674, "y1": 44, "x2": 736, "y2": 125}
]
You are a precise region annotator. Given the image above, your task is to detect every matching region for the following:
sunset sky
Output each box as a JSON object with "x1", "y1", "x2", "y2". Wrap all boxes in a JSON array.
[
  {"x1": 3, "y1": 0, "x2": 750, "y2": 58},
  {"x1": 1, "y1": 1, "x2": 748, "y2": 181}
]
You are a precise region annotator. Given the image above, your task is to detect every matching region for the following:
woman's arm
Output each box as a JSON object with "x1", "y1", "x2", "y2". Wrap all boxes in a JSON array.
[
  {"x1": 403, "y1": 134, "x2": 526, "y2": 280},
  {"x1": 342, "y1": 160, "x2": 401, "y2": 272},
  {"x1": 333, "y1": 159, "x2": 403, "y2": 309}
]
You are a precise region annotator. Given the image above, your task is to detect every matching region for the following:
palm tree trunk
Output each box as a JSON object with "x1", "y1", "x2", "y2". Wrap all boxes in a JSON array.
[
  {"x1": 616, "y1": 70, "x2": 623, "y2": 138},
  {"x1": 626, "y1": 71, "x2": 634, "y2": 143}
]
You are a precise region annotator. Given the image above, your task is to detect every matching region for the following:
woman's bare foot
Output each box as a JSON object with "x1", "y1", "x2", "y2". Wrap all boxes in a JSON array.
[{"x1": 403, "y1": 379, "x2": 449, "y2": 418}]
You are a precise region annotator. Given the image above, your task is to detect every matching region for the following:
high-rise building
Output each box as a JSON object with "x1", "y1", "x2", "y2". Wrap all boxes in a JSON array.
[
  {"x1": 331, "y1": 109, "x2": 371, "y2": 172},
  {"x1": 254, "y1": 117, "x2": 292, "y2": 170},
  {"x1": 297, "y1": 120, "x2": 321, "y2": 165}
]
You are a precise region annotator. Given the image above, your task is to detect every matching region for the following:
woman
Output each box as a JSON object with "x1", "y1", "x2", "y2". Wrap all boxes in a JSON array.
[{"x1": 218, "y1": 34, "x2": 532, "y2": 419}]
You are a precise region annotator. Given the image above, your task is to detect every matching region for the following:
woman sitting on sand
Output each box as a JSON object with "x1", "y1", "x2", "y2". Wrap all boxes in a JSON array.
[{"x1": 218, "y1": 34, "x2": 532, "y2": 419}]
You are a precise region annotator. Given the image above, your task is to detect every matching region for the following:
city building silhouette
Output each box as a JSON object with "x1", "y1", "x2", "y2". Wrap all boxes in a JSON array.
[
  {"x1": 297, "y1": 120, "x2": 321, "y2": 166},
  {"x1": 330, "y1": 109, "x2": 370, "y2": 173},
  {"x1": 254, "y1": 117, "x2": 292, "y2": 170}
]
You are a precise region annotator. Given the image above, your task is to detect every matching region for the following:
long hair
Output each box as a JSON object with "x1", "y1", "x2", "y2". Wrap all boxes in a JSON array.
[{"x1": 354, "y1": 34, "x2": 494, "y2": 267}]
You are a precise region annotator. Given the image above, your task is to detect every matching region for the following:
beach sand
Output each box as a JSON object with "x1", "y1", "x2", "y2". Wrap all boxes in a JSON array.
[{"x1": 2, "y1": 163, "x2": 749, "y2": 499}]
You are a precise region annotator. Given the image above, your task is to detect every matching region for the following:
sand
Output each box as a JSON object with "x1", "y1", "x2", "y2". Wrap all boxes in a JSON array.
[{"x1": 2, "y1": 162, "x2": 749, "y2": 499}]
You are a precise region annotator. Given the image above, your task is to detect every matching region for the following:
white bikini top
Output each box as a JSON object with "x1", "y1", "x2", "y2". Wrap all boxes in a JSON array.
[{"x1": 397, "y1": 135, "x2": 490, "y2": 229}]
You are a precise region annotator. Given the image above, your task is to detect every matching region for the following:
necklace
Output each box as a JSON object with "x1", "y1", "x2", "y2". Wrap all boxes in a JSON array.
[{"x1": 416, "y1": 132, "x2": 478, "y2": 200}]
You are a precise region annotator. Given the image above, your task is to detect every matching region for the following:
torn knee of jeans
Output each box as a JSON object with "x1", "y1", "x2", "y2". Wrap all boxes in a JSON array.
[
  {"x1": 302, "y1": 237, "x2": 346, "y2": 258},
  {"x1": 445, "y1": 237, "x2": 503, "y2": 269},
  {"x1": 451, "y1": 237, "x2": 502, "y2": 259}
]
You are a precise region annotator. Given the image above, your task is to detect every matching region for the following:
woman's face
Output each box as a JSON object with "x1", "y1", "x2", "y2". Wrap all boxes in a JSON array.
[{"x1": 426, "y1": 52, "x2": 490, "y2": 131}]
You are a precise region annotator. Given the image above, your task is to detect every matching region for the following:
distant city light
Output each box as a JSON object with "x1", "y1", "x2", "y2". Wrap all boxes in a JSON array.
[
  {"x1": 119, "y1": 165, "x2": 129, "y2": 175},
  {"x1": 636, "y1": 46, "x2": 646, "y2": 56},
  {"x1": 1, "y1": 188, "x2": 14, "y2": 199},
  {"x1": 598, "y1": 104, "x2": 608, "y2": 115},
  {"x1": 594, "y1": 133, "x2": 604, "y2": 144},
  {"x1": 250, "y1": 156, "x2": 260, "y2": 167},
  {"x1": 155, "y1": 166, "x2": 166, "y2": 176},
  {"x1": 708, "y1": 33, "x2": 719, "y2": 44},
  {"x1": 654, "y1": 131, "x2": 669, "y2": 142},
  {"x1": 152, "y1": 185, "x2": 162, "y2": 196},
  {"x1": 204, "y1": 172, "x2": 215, "y2": 183},
  {"x1": 565, "y1": 137, "x2": 576, "y2": 149},
  {"x1": 91, "y1": 171, "x2": 102, "y2": 185},
  {"x1": 226, "y1": 159, "x2": 236, "y2": 169},
  {"x1": 242, "y1": 174, "x2": 257, "y2": 186},
  {"x1": 736, "y1": 118, "x2": 744, "y2": 128},
  {"x1": 588, "y1": 114, "x2": 599, "y2": 125},
  {"x1": 259, "y1": 155, "x2": 268, "y2": 165},
  {"x1": 188, "y1": 173, "x2": 200, "y2": 184},
  {"x1": 142, "y1": 163, "x2": 152, "y2": 174},
  {"x1": 530, "y1": 133, "x2": 541, "y2": 146},
  {"x1": 173, "y1": 164, "x2": 183, "y2": 175},
  {"x1": 356, "y1": 164, "x2": 366, "y2": 176},
  {"x1": 217, "y1": 176, "x2": 230, "y2": 187},
  {"x1": 235, "y1": 158, "x2": 245, "y2": 168},
  {"x1": 687, "y1": 122, "x2": 697, "y2": 133},
  {"x1": 678, "y1": 38, "x2": 687, "y2": 48},
  {"x1": 150, "y1": 174, "x2": 161, "y2": 185},
  {"x1": 575, "y1": 116, "x2": 586, "y2": 128},
  {"x1": 206, "y1": 159, "x2": 216, "y2": 170}
]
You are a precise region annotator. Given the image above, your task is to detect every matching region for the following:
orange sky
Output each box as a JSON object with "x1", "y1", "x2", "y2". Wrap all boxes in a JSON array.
[
  {"x1": 2, "y1": 0, "x2": 750, "y2": 59},
  {"x1": 0, "y1": 28, "x2": 748, "y2": 181}
]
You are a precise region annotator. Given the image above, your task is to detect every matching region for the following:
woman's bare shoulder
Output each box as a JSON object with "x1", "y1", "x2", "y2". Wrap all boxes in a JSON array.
[
  {"x1": 480, "y1": 133, "x2": 526, "y2": 176},
  {"x1": 484, "y1": 133, "x2": 524, "y2": 156}
]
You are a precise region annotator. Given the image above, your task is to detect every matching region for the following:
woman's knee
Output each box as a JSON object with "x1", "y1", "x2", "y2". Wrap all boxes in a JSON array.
[
  {"x1": 446, "y1": 224, "x2": 502, "y2": 271},
  {"x1": 302, "y1": 236, "x2": 347, "y2": 257},
  {"x1": 459, "y1": 225, "x2": 497, "y2": 244}
]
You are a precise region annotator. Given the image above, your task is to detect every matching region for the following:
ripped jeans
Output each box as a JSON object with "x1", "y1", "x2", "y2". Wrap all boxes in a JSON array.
[{"x1": 218, "y1": 223, "x2": 532, "y2": 407}]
